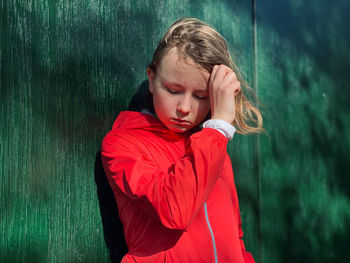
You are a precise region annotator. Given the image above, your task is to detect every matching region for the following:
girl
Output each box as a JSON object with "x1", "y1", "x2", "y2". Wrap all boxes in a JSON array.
[{"x1": 101, "y1": 18, "x2": 263, "y2": 263}]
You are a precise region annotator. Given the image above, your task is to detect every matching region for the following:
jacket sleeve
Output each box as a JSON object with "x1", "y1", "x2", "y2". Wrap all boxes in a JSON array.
[{"x1": 101, "y1": 128, "x2": 227, "y2": 231}]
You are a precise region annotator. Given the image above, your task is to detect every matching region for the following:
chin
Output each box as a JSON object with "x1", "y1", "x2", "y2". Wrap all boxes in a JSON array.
[{"x1": 167, "y1": 124, "x2": 191, "y2": 133}]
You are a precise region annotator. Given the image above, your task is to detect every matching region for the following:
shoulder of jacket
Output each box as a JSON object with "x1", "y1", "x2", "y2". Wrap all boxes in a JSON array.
[{"x1": 102, "y1": 128, "x2": 146, "y2": 151}]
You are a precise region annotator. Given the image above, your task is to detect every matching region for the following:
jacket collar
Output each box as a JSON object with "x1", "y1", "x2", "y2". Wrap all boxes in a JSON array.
[{"x1": 112, "y1": 111, "x2": 192, "y2": 140}]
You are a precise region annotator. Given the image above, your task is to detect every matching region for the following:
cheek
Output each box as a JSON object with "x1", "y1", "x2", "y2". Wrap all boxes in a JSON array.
[
  {"x1": 199, "y1": 100, "x2": 210, "y2": 112},
  {"x1": 194, "y1": 100, "x2": 210, "y2": 119},
  {"x1": 152, "y1": 96, "x2": 162, "y2": 113},
  {"x1": 153, "y1": 92, "x2": 172, "y2": 113}
]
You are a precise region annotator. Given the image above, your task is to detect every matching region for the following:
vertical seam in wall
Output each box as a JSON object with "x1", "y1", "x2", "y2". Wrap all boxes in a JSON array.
[{"x1": 252, "y1": 0, "x2": 263, "y2": 262}]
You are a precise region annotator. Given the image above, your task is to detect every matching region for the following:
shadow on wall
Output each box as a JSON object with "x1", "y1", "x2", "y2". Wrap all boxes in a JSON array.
[
  {"x1": 94, "y1": 81, "x2": 150, "y2": 262},
  {"x1": 0, "y1": 1, "x2": 157, "y2": 153},
  {"x1": 94, "y1": 150, "x2": 128, "y2": 263},
  {"x1": 1, "y1": 2, "x2": 154, "y2": 262},
  {"x1": 259, "y1": 1, "x2": 350, "y2": 262}
]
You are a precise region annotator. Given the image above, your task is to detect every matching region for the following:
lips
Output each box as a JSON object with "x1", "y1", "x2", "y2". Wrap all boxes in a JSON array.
[{"x1": 172, "y1": 118, "x2": 191, "y2": 125}]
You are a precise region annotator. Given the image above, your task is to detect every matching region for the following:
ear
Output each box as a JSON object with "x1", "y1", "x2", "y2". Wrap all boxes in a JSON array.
[{"x1": 147, "y1": 67, "x2": 155, "y2": 94}]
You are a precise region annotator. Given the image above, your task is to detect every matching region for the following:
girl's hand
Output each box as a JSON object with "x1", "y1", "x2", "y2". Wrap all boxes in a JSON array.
[{"x1": 209, "y1": 65, "x2": 241, "y2": 124}]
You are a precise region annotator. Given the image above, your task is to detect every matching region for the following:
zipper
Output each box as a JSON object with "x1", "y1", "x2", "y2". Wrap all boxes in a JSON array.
[{"x1": 204, "y1": 202, "x2": 218, "y2": 263}]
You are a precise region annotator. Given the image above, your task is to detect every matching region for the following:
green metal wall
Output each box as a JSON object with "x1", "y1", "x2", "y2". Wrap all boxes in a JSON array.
[{"x1": 1, "y1": 0, "x2": 349, "y2": 262}]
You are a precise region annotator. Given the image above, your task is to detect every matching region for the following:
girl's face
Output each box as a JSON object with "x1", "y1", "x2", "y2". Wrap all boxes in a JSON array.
[{"x1": 147, "y1": 49, "x2": 211, "y2": 133}]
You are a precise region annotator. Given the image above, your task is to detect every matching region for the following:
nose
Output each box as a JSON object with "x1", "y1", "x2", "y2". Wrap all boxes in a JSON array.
[{"x1": 176, "y1": 95, "x2": 191, "y2": 116}]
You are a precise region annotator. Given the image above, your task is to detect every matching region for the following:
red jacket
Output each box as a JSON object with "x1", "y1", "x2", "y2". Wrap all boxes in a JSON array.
[{"x1": 101, "y1": 111, "x2": 255, "y2": 263}]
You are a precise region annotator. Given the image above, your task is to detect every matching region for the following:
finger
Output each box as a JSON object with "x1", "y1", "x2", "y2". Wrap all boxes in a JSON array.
[
  {"x1": 216, "y1": 71, "x2": 237, "y2": 91},
  {"x1": 232, "y1": 81, "x2": 241, "y2": 96},
  {"x1": 226, "y1": 70, "x2": 237, "y2": 81},
  {"x1": 222, "y1": 71, "x2": 237, "y2": 84},
  {"x1": 213, "y1": 65, "x2": 230, "y2": 83},
  {"x1": 210, "y1": 65, "x2": 219, "y2": 84}
]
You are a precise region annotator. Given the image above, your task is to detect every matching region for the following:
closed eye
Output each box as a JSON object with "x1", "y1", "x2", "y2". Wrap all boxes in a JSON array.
[
  {"x1": 165, "y1": 87, "x2": 180, "y2": 94},
  {"x1": 194, "y1": 94, "x2": 209, "y2": 100},
  {"x1": 163, "y1": 85, "x2": 208, "y2": 99}
]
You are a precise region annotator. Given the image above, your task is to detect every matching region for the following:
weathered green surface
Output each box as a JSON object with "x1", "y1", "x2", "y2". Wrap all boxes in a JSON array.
[
  {"x1": 257, "y1": 0, "x2": 350, "y2": 262},
  {"x1": 1, "y1": 0, "x2": 349, "y2": 262}
]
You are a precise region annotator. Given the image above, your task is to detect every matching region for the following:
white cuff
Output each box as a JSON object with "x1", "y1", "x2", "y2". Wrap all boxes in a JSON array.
[{"x1": 202, "y1": 119, "x2": 236, "y2": 140}]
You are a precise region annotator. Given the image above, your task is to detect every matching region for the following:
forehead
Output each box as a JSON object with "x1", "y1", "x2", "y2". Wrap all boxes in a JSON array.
[{"x1": 157, "y1": 49, "x2": 210, "y2": 90}]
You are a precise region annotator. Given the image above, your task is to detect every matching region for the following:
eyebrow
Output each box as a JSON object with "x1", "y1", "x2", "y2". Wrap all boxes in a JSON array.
[
  {"x1": 163, "y1": 80, "x2": 184, "y2": 88},
  {"x1": 159, "y1": 76, "x2": 208, "y2": 92}
]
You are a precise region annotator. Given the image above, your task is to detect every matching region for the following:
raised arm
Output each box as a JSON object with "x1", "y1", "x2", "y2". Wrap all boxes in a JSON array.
[{"x1": 101, "y1": 127, "x2": 228, "y2": 231}]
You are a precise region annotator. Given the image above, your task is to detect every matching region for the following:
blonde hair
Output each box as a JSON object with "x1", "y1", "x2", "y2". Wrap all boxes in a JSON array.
[{"x1": 149, "y1": 18, "x2": 263, "y2": 134}]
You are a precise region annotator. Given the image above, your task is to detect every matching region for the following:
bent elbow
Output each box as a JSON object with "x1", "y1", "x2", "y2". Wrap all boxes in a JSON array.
[{"x1": 158, "y1": 210, "x2": 195, "y2": 232}]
